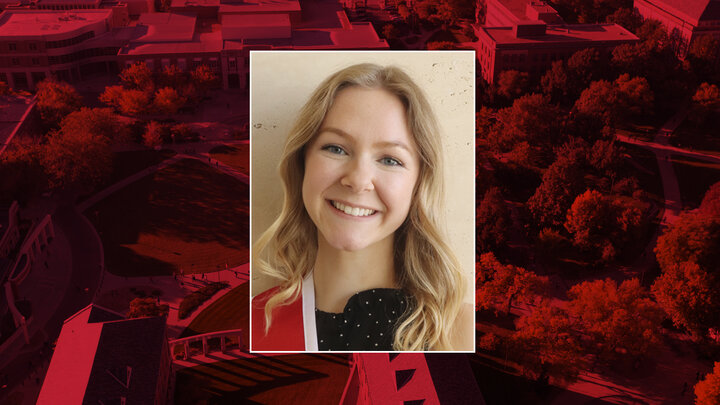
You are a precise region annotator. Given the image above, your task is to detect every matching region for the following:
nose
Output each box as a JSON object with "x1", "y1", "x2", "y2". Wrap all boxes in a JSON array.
[{"x1": 340, "y1": 157, "x2": 374, "y2": 192}]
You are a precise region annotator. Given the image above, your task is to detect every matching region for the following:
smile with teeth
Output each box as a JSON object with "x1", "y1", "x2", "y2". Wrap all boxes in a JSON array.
[{"x1": 331, "y1": 201, "x2": 376, "y2": 217}]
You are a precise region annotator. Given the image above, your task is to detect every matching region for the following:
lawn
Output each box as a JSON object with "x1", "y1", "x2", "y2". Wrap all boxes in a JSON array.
[
  {"x1": 174, "y1": 354, "x2": 351, "y2": 404},
  {"x1": 180, "y1": 283, "x2": 249, "y2": 346},
  {"x1": 209, "y1": 143, "x2": 249, "y2": 175},
  {"x1": 90, "y1": 158, "x2": 249, "y2": 276},
  {"x1": 671, "y1": 156, "x2": 720, "y2": 210}
]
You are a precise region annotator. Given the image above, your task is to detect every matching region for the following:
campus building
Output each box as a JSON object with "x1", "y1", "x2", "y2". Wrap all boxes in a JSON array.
[
  {"x1": 634, "y1": 0, "x2": 720, "y2": 56},
  {"x1": 341, "y1": 353, "x2": 485, "y2": 404},
  {"x1": 0, "y1": 8, "x2": 129, "y2": 88},
  {"x1": 37, "y1": 304, "x2": 172, "y2": 405},
  {"x1": 476, "y1": 21, "x2": 639, "y2": 83},
  {"x1": 485, "y1": 0, "x2": 564, "y2": 26},
  {"x1": 0, "y1": 0, "x2": 387, "y2": 90}
]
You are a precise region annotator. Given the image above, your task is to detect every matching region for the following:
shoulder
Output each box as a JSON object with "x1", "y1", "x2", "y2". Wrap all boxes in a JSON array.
[
  {"x1": 251, "y1": 286, "x2": 305, "y2": 351},
  {"x1": 449, "y1": 303, "x2": 474, "y2": 351}
]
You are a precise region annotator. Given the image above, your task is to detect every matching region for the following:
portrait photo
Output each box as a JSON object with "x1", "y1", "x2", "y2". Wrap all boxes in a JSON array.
[{"x1": 250, "y1": 51, "x2": 475, "y2": 352}]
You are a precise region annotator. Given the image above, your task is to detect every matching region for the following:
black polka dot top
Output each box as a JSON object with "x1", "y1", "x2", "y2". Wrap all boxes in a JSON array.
[{"x1": 315, "y1": 289, "x2": 410, "y2": 351}]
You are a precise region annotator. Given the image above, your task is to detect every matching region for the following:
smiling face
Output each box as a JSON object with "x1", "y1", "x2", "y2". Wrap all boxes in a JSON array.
[{"x1": 302, "y1": 86, "x2": 421, "y2": 253}]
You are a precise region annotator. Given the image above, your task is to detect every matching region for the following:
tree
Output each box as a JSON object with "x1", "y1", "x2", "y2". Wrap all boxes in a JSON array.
[
  {"x1": 158, "y1": 64, "x2": 186, "y2": 89},
  {"x1": 35, "y1": 78, "x2": 82, "y2": 128},
  {"x1": 573, "y1": 79, "x2": 618, "y2": 125},
  {"x1": 99, "y1": 85, "x2": 125, "y2": 110},
  {"x1": 700, "y1": 181, "x2": 720, "y2": 217},
  {"x1": 611, "y1": 42, "x2": 652, "y2": 77},
  {"x1": 652, "y1": 213, "x2": 720, "y2": 335},
  {"x1": 527, "y1": 153, "x2": 585, "y2": 228},
  {"x1": 541, "y1": 60, "x2": 570, "y2": 103},
  {"x1": 604, "y1": 7, "x2": 642, "y2": 32},
  {"x1": 565, "y1": 190, "x2": 646, "y2": 261},
  {"x1": 426, "y1": 41, "x2": 456, "y2": 50},
  {"x1": 654, "y1": 213, "x2": 720, "y2": 274},
  {"x1": 566, "y1": 48, "x2": 604, "y2": 96},
  {"x1": 568, "y1": 278, "x2": 663, "y2": 362},
  {"x1": 565, "y1": 190, "x2": 613, "y2": 252},
  {"x1": 588, "y1": 139, "x2": 621, "y2": 178},
  {"x1": 493, "y1": 93, "x2": 563, "y2": 149},
  {"x1": 476, "y1": 106, "x2": 496, "y2": 139},
  {"x1": 512, "y1": 303, "x2": 584, "y2": 383},
  {"x1": 636, "y1": 19, "x2": 669, "y2": 52},
  {"x1": 614, "y1": 74, "x2": 654, "y2": 119},
  {"x1": 652, "y1": 261, "x2": 720, "y2": 336},
  {"x1": 120, "y1": 62, "x2": 154, "y2": 92},
  {"x1": 687, "y1": 34, "x2": 720, "y2": 83},
  {"x1": 382, "y1": 23, "x2": 397, "y2": 40},
  {"x1": 476, "y1": 187, "x2": 511, "y2": 254},
  {"x1": 495, "y1": 70, "x2": 529, "y2": 100},
  {"x1": 59, "y1": 108, "x2": 128, "y2": 144},
  {"x1": 118, "y1": 89, "x2": 152, "y2": 116},
  {"x1": 695, "y1": 362, "x2": 720, "y2": 405},
  {"x1": 190, "y1": 65, "x2": 218, "y2": 96},
  {"x1": 171, "y1": 123, "x2": 198, "y2": 143},
  {"x1": 41, "y1": 128, "x2": 112, "y2": 190},
  {"x1": 689, "y1": 82, "x2": 720, "y2": 126},
  {"x1": 398, "y1": 2, "x2": 410, "y2": 20},
  {"x1": 127, "y1": 297, "x2": 169, "y2": 319},
  {"x1": 143, "y1": 121, "x2": 169, "y2": 148},
  {"x1": 154, "y1": 87, "x2": 187, "y2": 115},
  {"x1": 476, "y1": 252, "x2": 547, "y2": 315}
]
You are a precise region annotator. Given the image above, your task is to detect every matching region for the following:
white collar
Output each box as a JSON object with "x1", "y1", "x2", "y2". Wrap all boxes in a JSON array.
[{"x1": 301, "y1": 271, "x2": 318, "y2": 351}]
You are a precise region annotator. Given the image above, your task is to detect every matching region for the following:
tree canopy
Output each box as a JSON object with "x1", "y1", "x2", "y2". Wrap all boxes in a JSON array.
[
  {"x1": 568, "y1": 278, "x2": 663, "y2": 360},
  {"x1": 476, "y1": 252, "x2": 547, "y2": 315},
  {"x1": 35, "y1": 78, "x2": 82, "y2": 128},
  {"x1": 695, "y1": 362, "x2": 720, "y2": 405},
  {"x1": 127, "y1": 297, "x2": 169, "y2": 319}
]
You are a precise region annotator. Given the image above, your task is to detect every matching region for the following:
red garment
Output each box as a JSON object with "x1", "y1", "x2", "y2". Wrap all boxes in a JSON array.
[{"x1": 251, "y1": 287, "x2": 306, "y2": 351}]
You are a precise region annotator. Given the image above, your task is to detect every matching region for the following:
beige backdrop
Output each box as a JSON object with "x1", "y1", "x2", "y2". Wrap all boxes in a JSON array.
[{"x1": 250, "y1": 51, "x2": 476, "y2": 304}]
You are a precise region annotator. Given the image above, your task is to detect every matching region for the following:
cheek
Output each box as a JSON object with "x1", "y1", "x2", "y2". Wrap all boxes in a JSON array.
[
  {"x1": 302, "y1": 156, "x2": 334, "y2": 203},
  {"x1": 379, "y1": 173, "x2": 418, "y2": 216}
]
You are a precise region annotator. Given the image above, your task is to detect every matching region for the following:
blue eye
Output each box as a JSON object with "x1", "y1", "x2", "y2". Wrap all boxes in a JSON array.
[
  {"x1": 380, "y1": 157, "x2": 402, "y2": 167},
  {"x1": 322, "y1": 145, "x2": 347, "y2": 155}
]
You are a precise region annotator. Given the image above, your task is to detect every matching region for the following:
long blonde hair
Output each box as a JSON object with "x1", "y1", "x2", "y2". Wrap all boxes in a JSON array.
[{"x1": 253, "y1": 63, "x2": 466, "y2": 350}]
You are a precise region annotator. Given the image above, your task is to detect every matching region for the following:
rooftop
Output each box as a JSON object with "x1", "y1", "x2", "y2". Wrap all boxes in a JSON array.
[
  {"x1": 482, "y1": 23, "x2": 639, "y2": 45},
  {"x1": 37, "y1": 305, "x2": 167, "y2": 405},
  {"x1": 642, "y1": 0, "x2": 720, "y2": 24},
  {"x1": 37, "y1": 0, "x2": 101, "y2": 4},
  {"x1": 134, "y1": 12, "x2": 196, "y2": 42},
  {"x1": 0, "y1": 9, "x2": 112, "y2": 37},
  {"x1": 496, "y1": 0, "x2": 562, "y2": 21},
  {"x1": 121, "y1": 28, "x2": 222, "y2": 54}
]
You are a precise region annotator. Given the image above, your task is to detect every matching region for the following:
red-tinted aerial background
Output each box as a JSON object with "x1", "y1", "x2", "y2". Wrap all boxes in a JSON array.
[{"x1": 1, "y1": 0, "x2": 720, "y2": 404}]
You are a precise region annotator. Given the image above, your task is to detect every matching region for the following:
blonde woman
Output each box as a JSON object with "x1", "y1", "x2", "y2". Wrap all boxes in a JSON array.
[{"x1": 252, "y1": 63, "x2": 472, "y2": 351}]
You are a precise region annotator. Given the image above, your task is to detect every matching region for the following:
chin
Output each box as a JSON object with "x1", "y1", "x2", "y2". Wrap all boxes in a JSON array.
[{"x1": 327, "y1": 239, "x2": 370, "y2": 252}]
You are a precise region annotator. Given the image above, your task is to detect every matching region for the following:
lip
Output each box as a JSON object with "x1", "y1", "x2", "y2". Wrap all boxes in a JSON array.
[{"x1": 326, "y1": 199, "x2": 379, "y2": 219}]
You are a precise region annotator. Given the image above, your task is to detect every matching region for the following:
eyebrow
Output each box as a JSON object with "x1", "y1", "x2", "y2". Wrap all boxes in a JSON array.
[{"x1": 318, "y1": 126, "x2": 414, "y2": 154}]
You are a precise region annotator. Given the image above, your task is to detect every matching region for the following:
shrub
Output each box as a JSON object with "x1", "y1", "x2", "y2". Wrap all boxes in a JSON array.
[{"x1": 178, "y1": 281, "x2": 229, "y2": 319}]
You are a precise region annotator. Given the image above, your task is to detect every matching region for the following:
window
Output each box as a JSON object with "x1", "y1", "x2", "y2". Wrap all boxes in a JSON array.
[
  {"x1": 11, "y1": 58, "x2": 19, "y2": 65},
  {"x1": 29, "y1": 43, "x2": 37, "y2": 51},
  {"x1": 9, "y1": 43, "x2": 16, "y2": 51},
  {"x1": 32, "y1": 57, "x2": 39, "y2": 65}
]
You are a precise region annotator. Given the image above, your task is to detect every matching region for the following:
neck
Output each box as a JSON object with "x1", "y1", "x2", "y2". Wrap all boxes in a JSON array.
[{"x1": 313, "y1": 234, "x2": 396, "y2": 313}]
